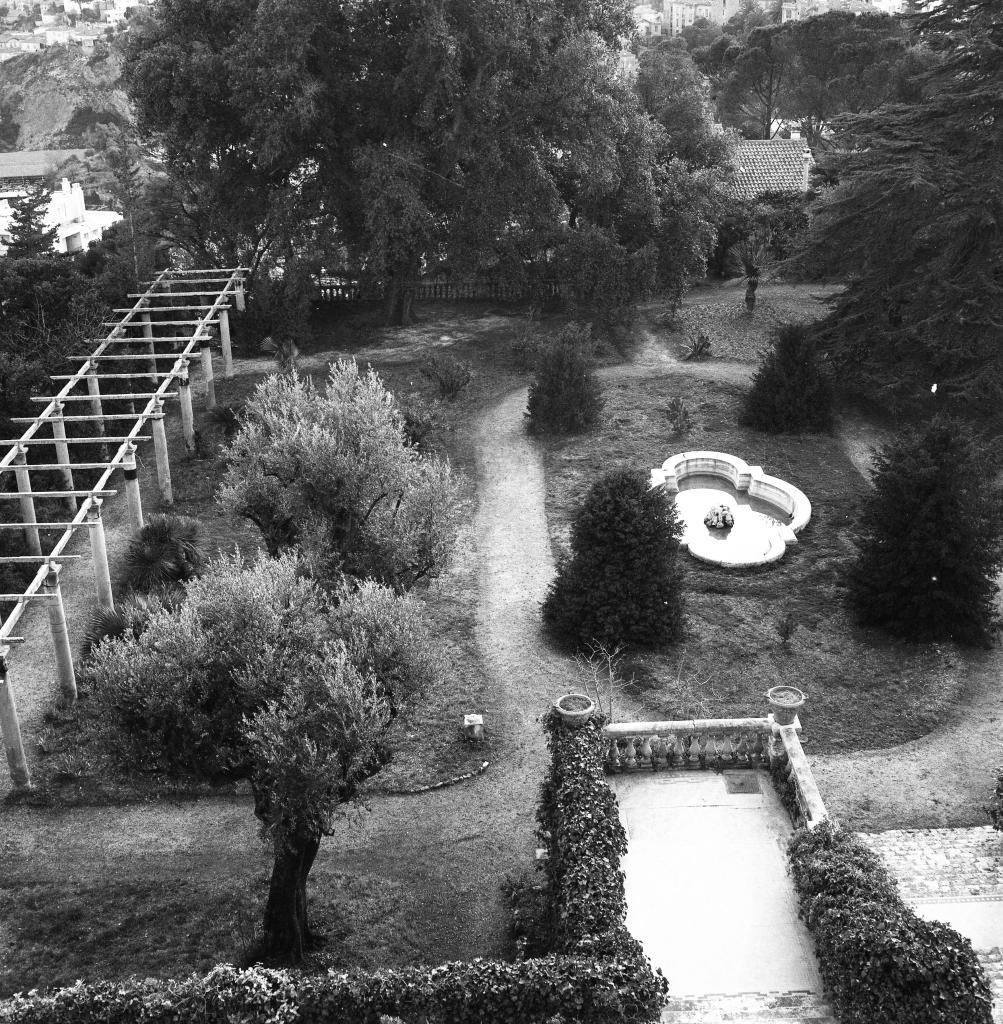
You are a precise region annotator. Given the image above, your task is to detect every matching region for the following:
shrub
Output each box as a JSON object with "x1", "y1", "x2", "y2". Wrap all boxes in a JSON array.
[
  {"x1": 0, "y1": 957, "x2": 667, "y2": 1024},
  {"x1": 120, "y1": 515, "x2": 206, "y2": 594},
  {"x1": 846, "y1": 416, "x2": 1003, "y2": 646},
  {"x1": 79, "y1": 593, "x2": 163, "y2": 663},
  {"x1": 219, "y1": 362, "x2": 467, "y2": 591},
  {"x1": 419, "y1": 352, "x2": 473, "y2": 400},
  {"x1": 530, "y1": 710, "x2": 669, "y2": 1007},
  {"x1": 665, "y1": 397, "x2": 692, "y2": 436},
  {"x1": 987, "y1": 767, "x2": 1003, "y2": 831},
  {"x1": 543, "y1": 469, "x2": 684, "y2": 649},
  {"x1": 742, "y1": 324, "x2": 834, "y2": 434},
  {"x1": 398, "y1": 394, "x2": 440, "y2": 450},
  {"x1": 788, "y1": 821, "x2": 992, "y2": 1024},
  {"x1": 526, "y1": 324, "x2": 604, "y2": 434}
]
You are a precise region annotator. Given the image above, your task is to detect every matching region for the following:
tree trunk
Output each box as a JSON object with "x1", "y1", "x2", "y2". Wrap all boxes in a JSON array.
[
  {"x1": 385, "y1": 257, "x2": 417, "y2": 326},
  {"x1": 250, "y1": 832, "x2": 321, "y2": 965}
]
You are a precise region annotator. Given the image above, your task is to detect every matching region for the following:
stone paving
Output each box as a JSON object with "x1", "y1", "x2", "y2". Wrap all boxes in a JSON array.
[{"x1": 857, "y1": 826, "x2": 1003, "y2": 899}]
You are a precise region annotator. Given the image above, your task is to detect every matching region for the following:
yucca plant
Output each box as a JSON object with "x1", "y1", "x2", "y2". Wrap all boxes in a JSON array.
[
  {"x1": 728, "y1": 237, "x2": 771, "y2": 313},
  {"x1": 121, "y1": 514, "x2": 206, "y2": 594},
  {"x1": 79, "y1": 592, "x2": 163, "y2": 662}
]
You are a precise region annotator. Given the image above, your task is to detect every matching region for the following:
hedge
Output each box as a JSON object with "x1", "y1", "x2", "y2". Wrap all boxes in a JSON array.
[
  {"x1": 0, "y1": 712, "x2": 668, "y2": 1024},
  {"x1": 0, "y1": 957, "x2": 662, "y2": 1024},
  {"x1": 532, "y1": 710, "x2": 668, "y2": 1004},
  {"x1": 788, "y1": 821, "x2": 992, "y2": 1024}
]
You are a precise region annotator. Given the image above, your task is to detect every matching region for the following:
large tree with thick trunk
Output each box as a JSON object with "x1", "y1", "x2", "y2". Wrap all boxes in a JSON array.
[
  {"x1": 125, "y1": 0, "x2": 723, "y2": 324},
  {"x1": 81, "y1": 557, "x2": 441, "y2": 964}
]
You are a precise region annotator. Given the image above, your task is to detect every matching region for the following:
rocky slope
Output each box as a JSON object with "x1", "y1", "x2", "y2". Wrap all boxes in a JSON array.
[{"x1": 0, "y1": 42, "x2": 130, "y2": 151}]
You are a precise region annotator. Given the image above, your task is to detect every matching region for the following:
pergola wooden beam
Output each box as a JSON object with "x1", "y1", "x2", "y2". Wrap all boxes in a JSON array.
[
  {"x1": 31, "y1": 392, "x2": 179, "y2": 403},
  {"x1": 129, "y1": 290, "x2": 240, "y2": 298},
  {"x1": 72, "y1": 353, "x2": 199, "y2": 361},
  {"x1": 112, "y1": 305, "x2": 227, "y2": 313},
  {"x1": 50, "y1": 372, "x2": 181, "y2": 380},
  {"x1": 102, "y1": 319, "x2": 213, "y2": 327},
  {"x1": 0, "y1": 462, "x2": 124, "y2": 471},
  {"x1": 0, "y1": 555, "x2": 82, "y2": 562},
  {"x1": 0, "y1": 490, "x2": 116, "y2": 499},
  {"x1": 0, "y1": 435, "x2": 152, "y2": 445}
]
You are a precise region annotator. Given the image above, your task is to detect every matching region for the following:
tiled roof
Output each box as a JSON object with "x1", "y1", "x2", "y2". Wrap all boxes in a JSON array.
[{"x1": 730, "y1": 139, "x2": 810, "y2": 201}]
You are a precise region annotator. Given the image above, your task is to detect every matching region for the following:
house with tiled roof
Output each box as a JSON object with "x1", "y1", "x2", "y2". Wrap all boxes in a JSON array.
[{"x1": 730, "y1": 139, "x2": 812, "y2": 201}]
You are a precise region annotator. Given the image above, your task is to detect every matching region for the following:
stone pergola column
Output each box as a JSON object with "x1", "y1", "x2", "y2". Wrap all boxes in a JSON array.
[
  {"x1": 87, "y1": 499, "x2": 113, "y2": 611},
  {"x1": 200, "y1": 337, "x2": 216, "y2": 410},
  {"x1": 122, "y1": 442, "x2": 144, "y2": 531},
  {"x1": 151, "y1": 398, "x2": 173, "y2": 505},
  {"x1": 0, "y1": 645, "x2": 30, "y2": 789},
  {"x1": 179, "y1": 361, "x2": 195, "y2": 450},
  {"x1": 43, "y1": 565, "x2": 76, "y2": 704},
  {"x1": 219, "y1": 308, "x2": 233, "y2": 378},
  {"x1": 13, "y1": 445, "x2": 41, "y2": 557},
  {"x1": 50, "y1": 402, "x2": 76, "y2": 513}
]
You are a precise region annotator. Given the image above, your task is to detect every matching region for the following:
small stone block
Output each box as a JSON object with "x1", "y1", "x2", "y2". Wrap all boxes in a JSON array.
[
  {"x1": 463, "y1": 714, "x2": 484, "y2": 742},
  {"x1": 535, "y1": 848, "x2": 549, "y2": 861}
]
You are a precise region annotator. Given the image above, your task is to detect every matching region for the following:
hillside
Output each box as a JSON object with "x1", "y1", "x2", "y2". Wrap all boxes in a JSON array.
[{"x1": 0, "y1": 43, "x2": 131, "y2": 151}]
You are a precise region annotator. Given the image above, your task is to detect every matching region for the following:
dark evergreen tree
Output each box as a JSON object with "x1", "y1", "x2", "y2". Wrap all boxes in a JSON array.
[
  {"x1": 742, "y1": 324, "x2": 833, "y2": 433},
  {"x1": 543, "y1": 468, "x2": 685, "y2": 649},
  {"x1": 846, "y1": 416, "x2": 1003, "y2": 647},
  {"x1": 5, "y1": 183, "x2": 57, "y2": 259},
  {"x1": 526, "y1": 325, "x2": 605, "y2": 435},
  {"x1": 802, "y1": 0, "x2": 1003, "y2": 414}
]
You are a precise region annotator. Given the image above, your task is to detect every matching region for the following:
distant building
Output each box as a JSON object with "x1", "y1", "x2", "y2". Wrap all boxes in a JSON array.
[
  {"x1": 0, "y1": 154, "x2": 121, "y2": 254},
  {"x1": 781, "y1": 0, "x2": 893, "y2": 21},
  {"x1": 633, "y1": 0, "x2": 713, "y2": 37},
  {"x1": 730, "y1": 138, "x2": 812, "y2": 201}
]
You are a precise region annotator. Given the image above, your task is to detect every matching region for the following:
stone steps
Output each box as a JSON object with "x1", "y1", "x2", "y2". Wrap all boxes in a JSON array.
[{"x1": 662, "y1": 991, "x2": 837, "y2": 1023}]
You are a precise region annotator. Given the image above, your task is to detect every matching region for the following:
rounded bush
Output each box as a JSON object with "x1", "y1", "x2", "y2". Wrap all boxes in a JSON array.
[
  {"x1": 742, "y1": 324, "x2": 833, "y2": 434},
  {"x1": 543, "y1": 468, "x2": 684, "y2": 649},
  {"x1": 526, "y1": 324, "x2": 604, "y2": 434}
]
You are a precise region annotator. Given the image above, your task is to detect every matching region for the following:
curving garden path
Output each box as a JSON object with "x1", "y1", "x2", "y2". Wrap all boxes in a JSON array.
[{"x1": 3, "y1": 304, "x2": 1003, "y2": 990}]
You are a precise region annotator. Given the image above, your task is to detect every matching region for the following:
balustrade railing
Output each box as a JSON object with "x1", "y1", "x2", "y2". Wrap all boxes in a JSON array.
[
  {"x1": 603, "y1": 713, "x2": 828, "y2": 830},
  {"x1": 605, "y1": 718, "x2": 773, "y2": 771}
]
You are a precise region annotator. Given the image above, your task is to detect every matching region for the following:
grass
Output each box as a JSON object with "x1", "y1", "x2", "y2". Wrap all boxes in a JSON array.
[{"x1": 542, "y1": 371, "x2": 964, "y2": 754}]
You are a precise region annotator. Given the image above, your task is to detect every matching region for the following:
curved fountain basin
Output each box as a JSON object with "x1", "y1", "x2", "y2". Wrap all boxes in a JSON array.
[{"x1": 650, "y1": 452, "x2": 811, "y2": 568}]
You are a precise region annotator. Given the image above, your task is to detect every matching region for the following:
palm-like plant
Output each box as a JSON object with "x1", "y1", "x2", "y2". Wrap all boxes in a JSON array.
[
  {"x1": 121, "y1": 515, "x2": 206, "y2": 593},
  {"x1": 79, "y1": 593, "x2": 163, "y2": 662},
  {"x1": 728, "y1": 236, "x2": 772, "y2": 313}
]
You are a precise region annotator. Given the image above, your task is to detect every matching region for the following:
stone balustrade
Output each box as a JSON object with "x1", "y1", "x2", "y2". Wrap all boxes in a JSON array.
[
  {"x1": 605, "y1": 718, "x2": 774, "y2": 771},
  {"x1": 773, "y1": 723, "x2": 828, "y2": 829},
  {"x1": 603, "y1": 714, "x2": 828, "y2": 830}
]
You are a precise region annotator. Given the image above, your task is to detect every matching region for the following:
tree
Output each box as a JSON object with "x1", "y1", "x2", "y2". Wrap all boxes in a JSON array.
[
  {"x1": 846, "y1": 417, "x2": 1003, "y2": 646},
  {"x1": 526, "y1": 324, "x2": 605, "y2": 434},
  {"x1": 636, "y1": 43, "x2": 734, "y2": 169},
  {"x1": 681, "y1": 17, "x2": 722, "y2": 52},
  {"x1": 5, "y1": 183, "x2": 57, "y2": 259},
  {"x1": 742, "y1": 324, "x2": 834, "y2": 432},
  {"x1": 543, "y1": 468, "x2": 685, "y2": 649},
  {"x1": 126, "y1": 0, "x2": 721, "y2": 325},
  {"x1": 219, "y1": 361, "x2": 467, "y2": 591},
  {"x1": 82, "y1": 554, "x2": 442, "y2": 963},
  {"x1": 779, "y1": 12, "x2": 912, "y2": 149},
  {"x1": 801, "y1": 0, "x2": 1003, "y2": 414},
  {"x1": 719, "y1": 24, "x2": 792, "y2": 139}
]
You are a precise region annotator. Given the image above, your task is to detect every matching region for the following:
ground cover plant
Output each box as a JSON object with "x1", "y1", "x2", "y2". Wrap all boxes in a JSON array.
[{"x1": 542, "y1": 369, "x2": 965, "y2": 755}]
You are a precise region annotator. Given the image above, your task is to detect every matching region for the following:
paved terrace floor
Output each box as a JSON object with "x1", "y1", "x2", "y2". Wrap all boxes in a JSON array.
[{"x1": 611, "y1": 769, "x2": 823, "y2": 997}]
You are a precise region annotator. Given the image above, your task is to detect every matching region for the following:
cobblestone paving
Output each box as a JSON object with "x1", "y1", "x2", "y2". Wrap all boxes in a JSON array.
[
  {"x1": 661, "y1": 992, "x2": 836, "y2": 1023},
  {"x1": 857, "y1": 826, "x2": 1003, "y2": 899}
]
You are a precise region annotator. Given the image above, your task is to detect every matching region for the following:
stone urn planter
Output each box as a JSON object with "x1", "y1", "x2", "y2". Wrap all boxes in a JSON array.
[
  {"x1": 554, "y1": 693, "x2": 595, "y2": 727},
  {"x1": 766, "y1": 685, "x2": 806, "y2": 726}
]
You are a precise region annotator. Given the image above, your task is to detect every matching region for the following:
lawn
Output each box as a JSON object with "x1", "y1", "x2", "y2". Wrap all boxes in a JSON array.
[{"x1": 542, "y1": 369, "x2": 964, "y2": 755}]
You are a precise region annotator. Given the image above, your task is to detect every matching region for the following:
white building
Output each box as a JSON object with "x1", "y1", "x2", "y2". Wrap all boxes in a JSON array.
[
  {"x1": 633, "y1": 0, "x2": 714, "y2": 37},
  {"x1": 0, "y1": 159, "x2": 121, "y2": 254}
]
